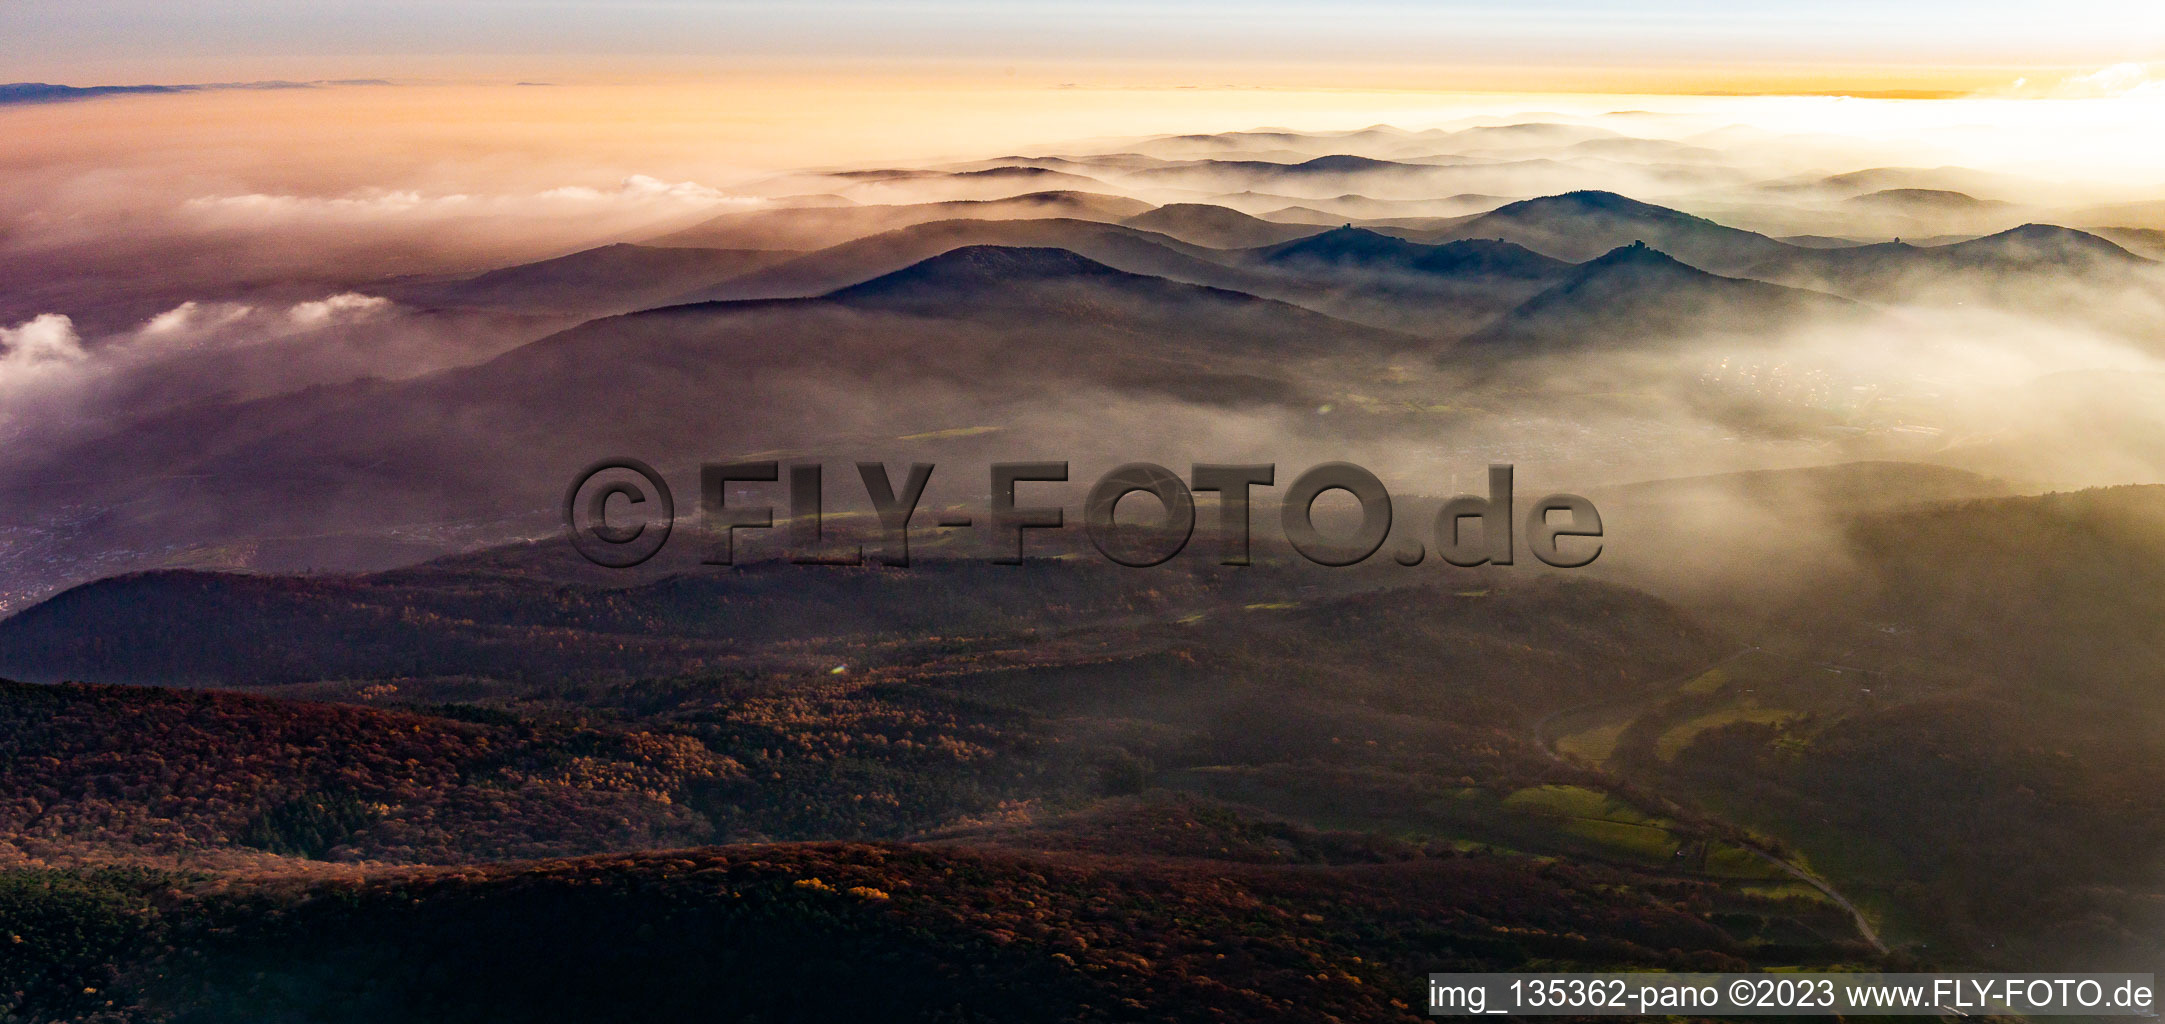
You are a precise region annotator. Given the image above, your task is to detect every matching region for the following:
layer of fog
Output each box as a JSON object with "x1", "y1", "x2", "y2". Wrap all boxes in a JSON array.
[
  {"x1": 0, "y1": 294, "x2": 570, "y2": 455},
  {"x1": 4, "y1": 80, "x2": 2165, "y2": 613}
]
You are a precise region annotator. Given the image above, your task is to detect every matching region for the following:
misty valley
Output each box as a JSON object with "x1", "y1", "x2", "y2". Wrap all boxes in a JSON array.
[{"x1": 2, "y1": 100, "x2": 2164, "y2": 1022}]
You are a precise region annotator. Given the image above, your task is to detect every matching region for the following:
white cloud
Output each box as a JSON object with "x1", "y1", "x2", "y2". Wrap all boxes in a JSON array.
[
  {"x1": 182, "y1": 175, "x2": 762, "y2": 227},
  {"x1": 185, "y1": 189, "x2": 457, "y2": 220},
  {"x1": 537, "y1": 174, "x2": 752, "y2": 204},
  {"x1": 2001, "y1": 62, "x2": 2165, "y2": 99},
  {"x1": 0, "y1": 314, "x2": 85, "y2": 373},
  {"x1": 1, "y1": 293, "x2": 399, "y2": 393},
  {"x1": 286, "y1": 292, "x2": 390, "y2": 326},
  {"x1": 135, "y1": 295, "x2": 388, "y2": 341},
  {"x1": 0, "y1": 291, "x2": 426, "y2": 441},
  {"x1": 2060, "y1": 62, "x2": 2159, "y2": 97},
  {"x1": 140, "y1": 300, "x2": 255, "y2": 337}
]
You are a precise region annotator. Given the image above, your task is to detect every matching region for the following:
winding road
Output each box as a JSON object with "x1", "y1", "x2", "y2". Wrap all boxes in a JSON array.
[{"x1": 1529, "y1": 646, "x2": 1890, "y2": 956}]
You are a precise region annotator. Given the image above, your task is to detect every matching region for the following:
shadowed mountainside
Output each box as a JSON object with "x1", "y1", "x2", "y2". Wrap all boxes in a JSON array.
[
  {"x1": 1461, "y1": 242, "x2": 1860, "y2": 354},
  {"x1": 676, "y1": 216, "x2": 1264, "y2": 301},
  {"x1": 0, "y1": 244, "x2": 1427, "y2": 598},
  {"x1": 383, "y1": 243, "x2": 796, "y2": 317},
  {"x1": 1418, "y1": 190, "x2": 1798, "y2": 273},
  {"x1": 1120, "y1": 203, "x2": 1325, "y2": 247},
  {"x1": 1245, "y1": 226, "x2": 1569, "y2": 280}
]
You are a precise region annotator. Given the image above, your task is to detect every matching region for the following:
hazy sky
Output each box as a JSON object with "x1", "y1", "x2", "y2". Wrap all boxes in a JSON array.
[{"x1": 6, "y1": 1, "x2": 2162, "y2": 93}]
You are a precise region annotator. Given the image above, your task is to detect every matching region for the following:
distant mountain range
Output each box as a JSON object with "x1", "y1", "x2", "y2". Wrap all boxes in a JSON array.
[
  {"x1": 676, "y1": 217, "x2": 1266, "y2": 301},
  {"x1": 0, "y1": 79, "x2": 394, "y2": 105},
  {"x1": 1756, "y1": 222, "x2": 2150, "y2": 281},
  {"x1": 1462, "y1": 241, "x2": 1861, "y2": 353},
  {"x1": 1121, "y1": 203, "x2": 1323, "y2": 247},
  {"x1": 1843, "y1": 187, "x2": 2012, "y2": 212},
  {"x1": 0, "y1": 242, "x2": 1436, "y2": 586},
  {"x1": 6, "y1": 145, "x2": 2160, "y2": 608},
  {"x1": 1245, "y1": 226, "x2": 1567, "y2": 280},
  {"x1": 1412, "y1": 190, "x2": 1796, "y2": 274},
  {"x1": 385, "y1": 243, "x2": 795, "y2": 316}
]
